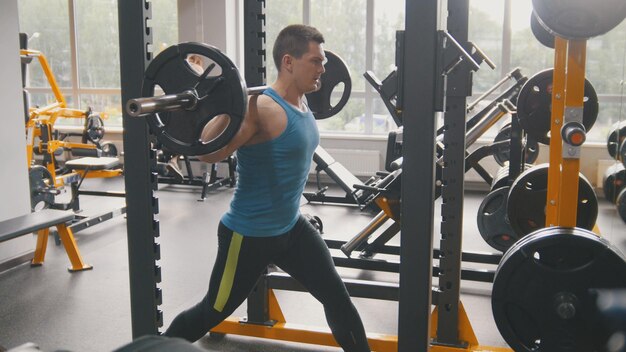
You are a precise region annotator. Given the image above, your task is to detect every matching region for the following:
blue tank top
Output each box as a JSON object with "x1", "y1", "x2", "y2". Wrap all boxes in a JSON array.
[{"x1": 221, "y1": 88, "x2": 320, "y2": 237}]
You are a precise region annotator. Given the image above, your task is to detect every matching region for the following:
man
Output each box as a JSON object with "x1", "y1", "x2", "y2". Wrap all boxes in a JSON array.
[{"x1": 164, "y1": 25, "x2": 371, "y2": 352}]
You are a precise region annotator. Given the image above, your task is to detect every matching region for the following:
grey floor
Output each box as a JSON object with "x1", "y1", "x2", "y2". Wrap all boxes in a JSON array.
[{"x1": 1, "y1": 176, "x2": 625, "y2": 352}]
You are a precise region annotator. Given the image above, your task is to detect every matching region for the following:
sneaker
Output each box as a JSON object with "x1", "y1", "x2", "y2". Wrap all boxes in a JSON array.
[{"x1": 166, "y1": 159, "x2": 184, "y2": 182}]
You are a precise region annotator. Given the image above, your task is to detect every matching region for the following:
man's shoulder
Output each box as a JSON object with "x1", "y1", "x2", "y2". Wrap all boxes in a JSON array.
[{"x1": 256, "y1": 94, "x2": 284, "y2": 116}]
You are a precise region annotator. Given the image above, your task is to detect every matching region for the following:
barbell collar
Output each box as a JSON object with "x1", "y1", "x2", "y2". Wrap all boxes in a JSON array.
[{"x1": 126, "y1": 90, "x2": 198, "y2": 117}]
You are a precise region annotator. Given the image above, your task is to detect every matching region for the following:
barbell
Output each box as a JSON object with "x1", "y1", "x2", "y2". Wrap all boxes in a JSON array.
[{"x1": 125, "y1": 42, "x2": 351, "y2": 156}]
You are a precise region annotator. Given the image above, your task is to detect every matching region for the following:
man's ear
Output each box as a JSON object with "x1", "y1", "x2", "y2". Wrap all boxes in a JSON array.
[{"x1": 282, "y1": 54, "x2": 293, "y2": 73}]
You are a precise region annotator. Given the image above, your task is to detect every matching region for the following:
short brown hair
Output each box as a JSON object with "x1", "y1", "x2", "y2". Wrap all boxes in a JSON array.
[{"x1": 272, "y1": 24, "x2": 325, "y2": 70}]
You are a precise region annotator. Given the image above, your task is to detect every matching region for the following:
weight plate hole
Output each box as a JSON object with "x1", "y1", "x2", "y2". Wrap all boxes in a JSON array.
[
  {"x1": 330, "y1": 82, "x2": 345, "y2": 107},
  {"x1": 200, "y1": 114, "x2": 232, "y2": 143},
  {"x1": 185, "y1": 54, "x2": 222, "y2": 76}
]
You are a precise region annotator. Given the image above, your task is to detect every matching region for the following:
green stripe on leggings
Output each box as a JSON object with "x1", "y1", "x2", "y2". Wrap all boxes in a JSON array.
[{"x1": 213, "y1": 232, "x2": 243, "y2": 312}]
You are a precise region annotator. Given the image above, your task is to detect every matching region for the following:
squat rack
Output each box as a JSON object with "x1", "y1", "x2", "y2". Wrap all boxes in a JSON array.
[{"x1": 118, "y1": 1, "x2": 511, "y2": 351}]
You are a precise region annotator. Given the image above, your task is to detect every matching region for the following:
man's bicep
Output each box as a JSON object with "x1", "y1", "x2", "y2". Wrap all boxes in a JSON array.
[{"x1": 198, "y1": 112, "x2": 257, "y2": 162}]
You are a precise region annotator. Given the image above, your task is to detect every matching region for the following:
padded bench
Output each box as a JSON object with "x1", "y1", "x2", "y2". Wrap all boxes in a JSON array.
[
  {"x1": 313, "y1": 146, "x2": 364, "y2": 194},
  {"x1": 65, "y1": 156, "x2": 120, "y2": 171},
  {"x1": 0, "y1": 209, "x2": 92, "y2": 272}
]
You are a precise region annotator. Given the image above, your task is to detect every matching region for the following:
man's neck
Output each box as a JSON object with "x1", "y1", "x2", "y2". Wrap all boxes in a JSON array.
[{"x1": 271, "y1": 80, "x2": 305, "y2": 111}]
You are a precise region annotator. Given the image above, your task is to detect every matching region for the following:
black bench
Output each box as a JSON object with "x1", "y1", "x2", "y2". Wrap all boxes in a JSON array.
[{"x1": 0, "y1": 209, "x2": 92, "y2": 272}]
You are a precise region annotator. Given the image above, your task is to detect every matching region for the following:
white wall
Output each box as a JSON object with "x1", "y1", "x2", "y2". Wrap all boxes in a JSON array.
[{"x1": 0, "y1": 0, "x2": 36, "y2": 264}]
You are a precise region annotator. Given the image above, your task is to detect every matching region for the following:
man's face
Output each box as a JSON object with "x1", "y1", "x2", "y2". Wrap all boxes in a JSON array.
[{"x1": 291, "y1": 41, "x2": 326, "y2": 94}]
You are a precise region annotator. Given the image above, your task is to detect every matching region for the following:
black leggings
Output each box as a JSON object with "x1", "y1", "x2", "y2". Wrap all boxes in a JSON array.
[{"x1": 164, "y1": 214, "x2": 371, "y2": 352}]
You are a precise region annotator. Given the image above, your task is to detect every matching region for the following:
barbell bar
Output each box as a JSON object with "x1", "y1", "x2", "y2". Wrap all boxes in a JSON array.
[{"x1": 126, "y1": 86, "x2": 270, "y2": 118}]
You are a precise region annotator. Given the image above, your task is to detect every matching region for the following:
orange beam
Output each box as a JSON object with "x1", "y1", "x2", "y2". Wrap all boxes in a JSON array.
[
  {"x1": 558, "y1": 40, "x2": 587, "y2": 227},
  {"x1": 545, "y1": 37, "x2": 568, "y2": 227}
]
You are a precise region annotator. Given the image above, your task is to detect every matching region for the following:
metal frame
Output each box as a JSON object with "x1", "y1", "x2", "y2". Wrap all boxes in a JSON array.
[
  {"x1": 118, "y1": 0, "x2": 162, "y2": 338},
  {"x1": 398, "y1": 1, "x2": 439, "y2": 349},
  {"x1": 118, "y1": 0, "x2": 514, "y2": 350},
  {"x1": 435, "y1": 1, "x2": 472, "y2": 346}
]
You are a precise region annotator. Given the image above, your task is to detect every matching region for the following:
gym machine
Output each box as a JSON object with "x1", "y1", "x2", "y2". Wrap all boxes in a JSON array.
[
  {"x1": 155, "y1": 151, "x2": 237, "y2": 202},
  {"x1": 21, "y1": 40, "x2": 126, "y2": 235}
]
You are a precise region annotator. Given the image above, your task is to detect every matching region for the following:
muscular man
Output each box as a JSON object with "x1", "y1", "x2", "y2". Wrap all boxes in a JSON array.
[{"x1": 164, "y1": 24, "x2": 371, "y2": 351}]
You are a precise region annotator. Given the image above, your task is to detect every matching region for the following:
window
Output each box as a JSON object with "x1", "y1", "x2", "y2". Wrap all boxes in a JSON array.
[
  {"x1": 18, "y1": 0, "x2": 178, "y2": 128},
  {"x1": 265, "y1": 0, "x2": 404, "y2": 135},
  {"x1": 264, "y1": 0, "x2": 625, "y2": 141}
]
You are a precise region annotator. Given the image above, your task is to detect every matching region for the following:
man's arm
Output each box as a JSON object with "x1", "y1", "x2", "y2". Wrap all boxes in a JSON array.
[{"x1": 197, "y1": 95, "x2": 260, "y2": 163}]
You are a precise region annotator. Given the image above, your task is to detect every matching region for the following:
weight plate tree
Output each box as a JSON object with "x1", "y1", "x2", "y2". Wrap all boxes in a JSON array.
[
  {"x1": 617, "y1": 188, "x2": 626, "y2": 223},
  {"x1": 606, "y1": 120, "x2": 626, "y2": 159},
  {"x1": 602, "y1": 163, "x2": 626, "y2": 203},
  {"x1": 492, "y1": 122, "x2": 539, "y2": 166},
  {"x1": 492, "y1": 227, "x2": 626, "y2": 352},
  {"x1": 476, "y1": 186, "x2": 518, "y2": 252},
  {"x1": 517, "y1": 68, "x2": 598, "y2": 145},
  {"x1": 507, "y1": 164, "x2": 597, "y2": 237}
]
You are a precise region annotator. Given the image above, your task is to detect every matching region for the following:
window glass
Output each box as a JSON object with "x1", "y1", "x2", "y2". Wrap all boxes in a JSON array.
[
  {"x1": 468, "y1": 0, "x2": 504, "y2": 93},
  {"x1": 371, "y1": 0, "x2": 404, "y2": 135},
  {"x1": 585, "y1": 20, "x2": 626, "y2": 142},
  {"x1": 373, "y1": 0, "x2": 404, "y2": 78},
  {"x1": 75, "y1": 0, "x2": 120, "y2": 89},
  {"x1": 79, "y1": 94, "x2": 123, "y2": 127},
  {"x1": 311, "y1": 0, "x2": 367, "y2": 132},
  {"x1": 317, "y1": 97, "x2": 365, "y2": 133},
  {"x1": 151, "y1": 0, "x2": 179, "y2": 56},
  {"x1": 310, "y1": 0, "x2": 367, "y2": 91},
  {"x1": 18, "y1": 0, "x2": 71, "y2": 88},
  {"x1": 509, "y1": 1, "x2": 553, "y2": 80},
  {"x1": 265, "y1": 0, "x2": 304, "y2": 83}
]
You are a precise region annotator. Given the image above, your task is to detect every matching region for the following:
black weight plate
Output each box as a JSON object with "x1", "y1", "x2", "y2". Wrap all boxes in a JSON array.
[
  {"x1": 606, "y1": 120, "x2": 626, "y2": 159},
  {"x1": 491, "y1": 166, "x2": 510, "y2": 191},
  {"x1": 532, "y1": 0, "x2": 626, "y2": 40},
  {"x1": 507, "y1": 164, "x2": 598, "y2": 237},
  {"x1": 530, "y1": 11, "x2": 554, "y2": 49},
  {"x1": 86, "y1": 114, "x2": 105, "y2": 144},
  {"x1": 491, "y1": 164, "x2": 533, "y2": 191},
  {"x1": 477, "y1": 186, "x2": 519, "y2": 252},
  {"x1": 492, "y1": 227, "x2": 626, "y2": 352},
  {"x1": 620, "y1": 139, "x2": 626, "y2": 168},
  {"x1": 517, "y1": 68, "x2": 598, "y2": 145},
  {"x1": 617, "y1": 188, "x2": 626, "y2": 223},
  {"x1": 305, "y1": 50, "x2": 352, "y2": 120},
  {"x1": 493, "y1": 123, "x2": 539, "y2": 167},
  {"x1": 142, "y1": 42, "x2": 246, "y2": 156},
  {"x1": 100, "y1": 141, "x2": 118, "y2": 157},
  {"x1": 602, "y1": 163, "x2": 626, "y2": 203},
  {"x1": 29, "y1": 165, "x2": 54, "y2": 211}
]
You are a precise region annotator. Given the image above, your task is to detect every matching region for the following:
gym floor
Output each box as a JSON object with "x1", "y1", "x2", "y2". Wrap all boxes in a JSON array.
[{"x1": 0, "y1": 176, "x2": 624, "y2": 352}]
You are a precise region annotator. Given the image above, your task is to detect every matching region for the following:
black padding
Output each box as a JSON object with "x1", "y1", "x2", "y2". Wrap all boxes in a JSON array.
[
  {"x1": 0, "y1": 209, "x2": 74, "y2": 243},
  {"x1": 65, "y1": 157, "x2": 120, "y2": 170},
  {"x1": 326, "y1": 163, "x2": 364, "y2": 194},
  {"x1": 70, "y1": 148, "x2": 101, "y2": 158},
  {"x1": 113, "y1": 335, "x2": 206, "y2": 352},
  {"x1": 313, "y1": 146, "x2": 336, "y2": 169},
  {"x1": 312, "y1": 146, "x2": 364, "y2": 193}
]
